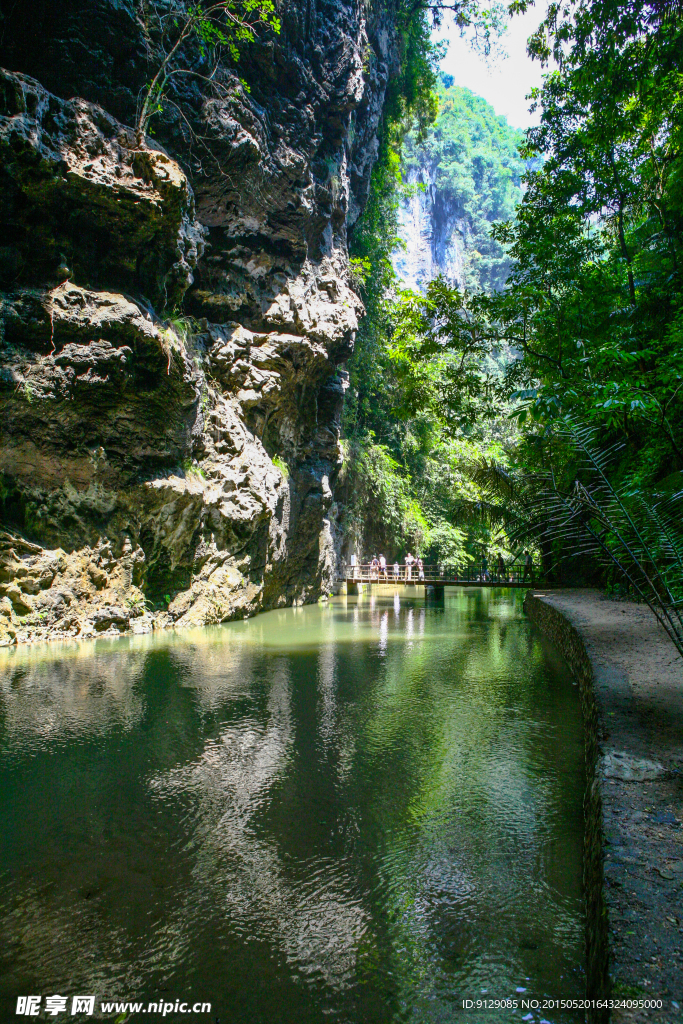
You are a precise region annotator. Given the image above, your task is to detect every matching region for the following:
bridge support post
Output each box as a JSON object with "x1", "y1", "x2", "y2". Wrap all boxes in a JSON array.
[
  {"x1": 425, "y1": 584, "x2": 445, "y2": 605},
  {"x1": 347, "y1": 581, "x2": 367, "y2": 596}
]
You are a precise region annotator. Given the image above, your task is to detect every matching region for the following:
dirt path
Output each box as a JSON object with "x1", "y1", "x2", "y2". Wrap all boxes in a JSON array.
[{"x1": 526, "y1": 590, "x2": 683, "y2": 1024}]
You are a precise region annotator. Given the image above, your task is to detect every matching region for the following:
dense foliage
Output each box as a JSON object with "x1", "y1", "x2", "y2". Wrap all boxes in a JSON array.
[
  {"x1": 340, "y1": 79, "x2": 521, "y2": 566},
  {"x1": 342, "y1": 0, "x2": 683, "y2": 602},
  {"x1": 382, "y1": 0, "x2": 683, "y2": 602},
  {"x1": 499, "y1": 0, "x2": 683, "y2": 475}
]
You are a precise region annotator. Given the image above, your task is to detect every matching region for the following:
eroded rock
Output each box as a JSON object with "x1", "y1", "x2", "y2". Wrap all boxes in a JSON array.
[
  {"x1": 0, "y1": 1, "x2": 400, "y2": 643},
  {"x1": 92, "y1": 606, "x2": 130, "y2": 631},
  {"x1": 0, "y1": 68, "x2": 204, "y2": 305}
]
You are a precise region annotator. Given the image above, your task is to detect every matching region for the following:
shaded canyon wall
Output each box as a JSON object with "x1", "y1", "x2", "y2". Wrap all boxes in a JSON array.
[{"x1": 0, "y1": 0, "x2": 400, "y2": 643}]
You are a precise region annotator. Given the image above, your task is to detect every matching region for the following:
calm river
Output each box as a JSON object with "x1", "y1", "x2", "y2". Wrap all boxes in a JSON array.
[{"x1": 0, "y1": 588, "x2": 585, "y2": 1023}]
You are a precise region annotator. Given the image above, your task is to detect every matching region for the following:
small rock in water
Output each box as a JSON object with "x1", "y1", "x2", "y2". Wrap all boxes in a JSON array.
[
  {"x1": 516, "y1": 987, "x2": 527, "y2": 994},
  {"x1": 522, "y1": 1015, "x2": 533, "y2": 1022}
]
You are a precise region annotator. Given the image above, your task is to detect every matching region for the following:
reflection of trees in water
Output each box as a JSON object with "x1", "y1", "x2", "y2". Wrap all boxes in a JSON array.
[
  {"x1": 0, "y1": 593, "x2": 583, "y2": 1009},
  {"x1": 347, "y1": 591, "x2": 583, "y2": 1000}
]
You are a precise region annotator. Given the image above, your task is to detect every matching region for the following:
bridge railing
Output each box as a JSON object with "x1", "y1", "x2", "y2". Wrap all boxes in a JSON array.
[{"x1": 342, "y1": 562, "x2": 536, "y2": 585}]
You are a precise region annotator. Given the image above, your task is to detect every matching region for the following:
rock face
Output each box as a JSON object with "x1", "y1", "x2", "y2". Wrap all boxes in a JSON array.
[
  {"x1": 394, "y1": 165, "x2": 472, "y2": 292},
  {"x1": 392, "y1": 84, "x2": 526, "y2": 294},
  {"x1": 0, "y1": 2, "x2": 399, "y2": 644}
]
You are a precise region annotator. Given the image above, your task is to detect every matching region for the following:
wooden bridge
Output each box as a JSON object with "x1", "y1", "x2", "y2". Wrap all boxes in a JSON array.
[{"x1": 342, "y1": 562, "x2": 536, "y2": 596}]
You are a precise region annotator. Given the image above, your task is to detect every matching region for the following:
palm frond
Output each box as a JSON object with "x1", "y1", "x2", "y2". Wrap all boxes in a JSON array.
[{"x1": 526, "y1": 418, "x2": 683, "y2": 656}]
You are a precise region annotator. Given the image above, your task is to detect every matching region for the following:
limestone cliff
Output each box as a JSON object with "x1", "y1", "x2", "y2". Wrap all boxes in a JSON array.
[
  {"x1": 0, "y1": 1, "x2": 399, "y2": 644},
  {"x1": 394, "y1": 83, "x2": 526, "y2": 294}
]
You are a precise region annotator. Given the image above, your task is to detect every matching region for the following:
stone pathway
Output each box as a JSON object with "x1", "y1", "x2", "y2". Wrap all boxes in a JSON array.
[{"x1": 526, "y1": 590, "x2": 683, "y2": 1024}]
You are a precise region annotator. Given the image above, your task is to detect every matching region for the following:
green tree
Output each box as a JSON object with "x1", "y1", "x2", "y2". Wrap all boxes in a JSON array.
[
  {"x1": 343, "y1": 74, "x2": 522, "y2": 564},
  {"x1": 136, "y1": 0, "x2": 280, "y2": 146},
  {"x1": 385, "y1": 0, "x2": 683, "y2": 599},
  {"x1": 496, "y1": 0, "x2": 683, "y2": 482}
]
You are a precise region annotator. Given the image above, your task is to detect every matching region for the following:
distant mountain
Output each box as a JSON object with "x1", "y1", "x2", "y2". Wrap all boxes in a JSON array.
[{"x1": 395, "y1": 81, "x2": 527, "y2": 293}]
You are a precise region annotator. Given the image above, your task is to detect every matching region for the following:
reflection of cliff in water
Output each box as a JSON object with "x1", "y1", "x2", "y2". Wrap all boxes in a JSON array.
[{"x1": 1, "y1": 642, "x2": 149, "y2": 744}]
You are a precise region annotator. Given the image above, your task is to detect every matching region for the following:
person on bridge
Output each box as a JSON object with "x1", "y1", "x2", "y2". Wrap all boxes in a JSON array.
[
  {"x1": 405, "y1": 552, "x2": 415, "y2": 581},
  {"x1": 379, "y1": 553, "x2": 387, "y2": 580},
  {"x1": 523, "y1": 550, "x2": 533, "y2": 582},
  {"x1": 370, "y1": 555, "x2": 379, "y2": 580},
  {"x1": 393, "y1": 560, "x2": 400, "y2": 580},
  {"x1": 481, "y1": 553, "x2": 489, "y2": 582},
  {"x1": 417, "y1": 557, "x2": 425, "y2": 581},
  {"x1": 496, "y1": 552, "x2": 505, "y2": 582}
]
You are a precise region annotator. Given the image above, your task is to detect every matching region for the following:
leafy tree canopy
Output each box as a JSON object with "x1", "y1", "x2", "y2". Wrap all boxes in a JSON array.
[
  {"x1": 382, "y1": 0, "x2": 683, "y2": 600},
  {"x1": 342, "y1": 67, "x2": 521, "y2": 566},
  {"x1": 343, "y1": 0, "x2": 683, "y2": 601}
]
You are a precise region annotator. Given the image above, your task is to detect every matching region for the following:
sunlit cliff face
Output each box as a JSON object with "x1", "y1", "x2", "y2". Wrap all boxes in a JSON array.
[{"x1": 394, "y1": 167, "x2": 470, "y2": 293}]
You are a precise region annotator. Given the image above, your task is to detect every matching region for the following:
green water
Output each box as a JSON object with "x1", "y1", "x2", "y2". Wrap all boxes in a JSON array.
[{"x1": 0, "y1": 588, "x2": 585, "y2": 1023}]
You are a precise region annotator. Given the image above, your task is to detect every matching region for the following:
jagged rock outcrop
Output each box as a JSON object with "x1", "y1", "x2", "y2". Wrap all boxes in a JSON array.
[{"x1": 0, "y1": 2, "x2": 399, "y2": 644}]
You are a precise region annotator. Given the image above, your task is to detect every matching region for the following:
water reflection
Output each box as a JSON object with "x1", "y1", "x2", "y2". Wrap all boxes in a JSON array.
[
  {"x1": 0, "y1": 645, "x2": 147, "y2": 749},
  {"x1": 0, "y1": 589, "x2": 585, "y2": 1023}
]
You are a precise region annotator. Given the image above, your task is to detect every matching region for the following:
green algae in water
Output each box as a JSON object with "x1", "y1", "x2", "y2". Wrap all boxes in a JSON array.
[{"x1": 0, "y1": 589, "x2": 585, "y2": 1022}]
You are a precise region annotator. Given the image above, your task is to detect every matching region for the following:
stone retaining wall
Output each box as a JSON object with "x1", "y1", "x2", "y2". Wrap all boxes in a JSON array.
[{"x1": 524, "y1": 591, "x2": 610, "y2": 1023}]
